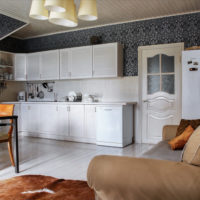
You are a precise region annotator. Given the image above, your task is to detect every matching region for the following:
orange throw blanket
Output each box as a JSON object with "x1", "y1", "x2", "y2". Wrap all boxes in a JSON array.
[{"x1": 0, "y1": 175, "x2": 95, "y2": 200}]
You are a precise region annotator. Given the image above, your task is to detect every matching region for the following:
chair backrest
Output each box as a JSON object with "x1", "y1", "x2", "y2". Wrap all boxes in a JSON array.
[
  {"x1": 0, "y1": 104, "x2": 14, "y2": 117},
  {"x1": 0, "y1": 104, "x2": 14, "y2": 137}
]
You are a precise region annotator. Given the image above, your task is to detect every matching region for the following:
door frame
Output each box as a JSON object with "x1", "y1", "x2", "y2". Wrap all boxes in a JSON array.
[{"x1": 138, "y1": 43, "x2": 184, "y2": 143}]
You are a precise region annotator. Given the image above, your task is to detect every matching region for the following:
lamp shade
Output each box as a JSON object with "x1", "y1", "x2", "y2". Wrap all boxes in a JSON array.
[
  {"x1": 29, "y1": 0, "x2": 48, "y2": 20},
  {"x1": 44, "y1": 0, "x2": 66, "y2": 12},
  {"x1": 78, "y1": 0, "x2": 98, "y2": 21},
  {"x1": 49, "y1": 0, "x2": 78, "y2": 27}
]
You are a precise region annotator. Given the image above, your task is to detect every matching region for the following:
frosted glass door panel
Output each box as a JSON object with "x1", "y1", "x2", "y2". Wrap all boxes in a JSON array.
[
  {"x1": 147, "y1": 75, "x2": 160, "y2": 94},
  {"x1": 162, "y1": 75, "x2": 175, "y2": 94},
  {"x1": 161, "y1": 54, "x2": 174, "y2": 73},
  {"x1": 147, "y1": 55, "x2": 159, "y2": 73}
]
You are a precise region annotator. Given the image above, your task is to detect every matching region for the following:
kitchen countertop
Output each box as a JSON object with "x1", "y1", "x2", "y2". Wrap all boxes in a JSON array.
[{"x1": 2, "y1": 101, "x2": 137, "y2": 106}]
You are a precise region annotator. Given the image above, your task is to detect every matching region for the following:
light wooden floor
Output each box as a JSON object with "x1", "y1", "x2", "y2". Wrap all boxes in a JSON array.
[{"x1": 0, "y1": 136, "x2": 154, "y2": 181}]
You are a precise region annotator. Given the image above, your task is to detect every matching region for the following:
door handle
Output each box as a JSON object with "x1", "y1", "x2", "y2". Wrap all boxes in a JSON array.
[{"x1": 143, "y1": 100, "x2": 148, "y2": 103}]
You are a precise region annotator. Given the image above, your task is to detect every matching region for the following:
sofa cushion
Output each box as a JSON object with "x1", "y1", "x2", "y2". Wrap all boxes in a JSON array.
[
  {"x1": 176, "y1": 119, "x2": 200, "y2": 136},
  {"x1": 183, "y1": 125, "x2": 200, "y2": 166},
  {"x1": 142, "y1": 141, "x2": 183, "y2": 161},
  {"x1": 168, "y1": 125, "x2": 194, "y2": 150}
]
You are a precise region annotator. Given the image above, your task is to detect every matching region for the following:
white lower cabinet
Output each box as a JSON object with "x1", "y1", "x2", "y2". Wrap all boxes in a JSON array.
[
  {"x1": 57, "y1": 105, "x2": 69, "y2": 136},
  {"x1": 21, "y1": 104, "x2": 40, "y2": 133},
  {"x1": 84, "y1": 105, "x2": 96, "y2": 141},
  {"x1": 69, "y1": 105, "x2": 84, "y2": 138},
  {"x1": 16, "y1": 103, "x2": 133, "y2": 147},
  {"x1": 96, "y1": 105, "x2": 133, "y2": 147},
  {"x1": 38, "y1": 104, "x2": 58, "y2": 134}
]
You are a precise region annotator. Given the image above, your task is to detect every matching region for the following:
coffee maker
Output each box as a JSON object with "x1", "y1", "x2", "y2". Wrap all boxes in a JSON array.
[{"x1": 18, "y1": 91, "x2": 26, "y2": 102}]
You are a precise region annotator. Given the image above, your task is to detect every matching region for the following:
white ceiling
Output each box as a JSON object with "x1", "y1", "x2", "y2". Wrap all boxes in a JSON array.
[{"x1": 0, "y1": 0, "x2": 200, "y2": 39}]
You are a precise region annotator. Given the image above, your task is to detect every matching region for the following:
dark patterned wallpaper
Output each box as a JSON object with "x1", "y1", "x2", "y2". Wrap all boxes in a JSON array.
[
  {"x1": 0, "y1": 37, "x2": 26, "y2": 53},
  {"x1": 1, "y1": 12, "x2": 200, "y2": 75},
  {"x1": 0, "y1": 14, "x2": 26, "y2": 40}
]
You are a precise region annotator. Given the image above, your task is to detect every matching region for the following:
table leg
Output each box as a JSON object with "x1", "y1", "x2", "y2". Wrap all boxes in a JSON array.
[{"x1": 14, "y1": 118, "x2": 19, "y2": 173}]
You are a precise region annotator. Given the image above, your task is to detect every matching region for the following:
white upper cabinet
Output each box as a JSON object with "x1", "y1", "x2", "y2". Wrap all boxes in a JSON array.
[
  {"x1": 40, "y1": 50, "x2": 59, "y2": 80},
  {"x1": 70, "y1": 46, "x2": 93, "y2": 79},
  {"x1": 26, "y1": 53, "x2": 40, "y2": 80},
  {"x1": 13, "y1": 43, "x2": 124, "y2": 81},
  {"x1": 93, "y1": 43, "x2": 123, "y2": 78},
  {"x1": 60, "y1": 49, "x2": 71, "y2": 79},
  {"x1": 14, "y1": 54, "x2": 26, "y2": 81}
]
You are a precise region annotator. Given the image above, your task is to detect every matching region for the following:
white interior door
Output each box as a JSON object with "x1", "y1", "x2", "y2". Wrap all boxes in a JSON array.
[{"x1": 140, "y1": 43, "x2": 183, "y2": 144}]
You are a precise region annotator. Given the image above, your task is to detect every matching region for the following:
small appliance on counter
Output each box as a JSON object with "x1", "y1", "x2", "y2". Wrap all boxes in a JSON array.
[
  {"x1": 67, "y1": 91, "x2": 82, "y2": 102},
  {"x1": 18, "y1": 91, "x2": 26, "y2": 102},
  {"x1": 83, "y1": 93, "x2": 95, "y2": 103}
]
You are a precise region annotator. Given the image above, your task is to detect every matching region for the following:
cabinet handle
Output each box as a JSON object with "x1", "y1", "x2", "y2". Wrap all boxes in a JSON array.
[
  {"x1": 69, "y1": 72, "x2": 71, "y2": 77},
  {"x1": 94, "y1": 107, "x2": 96, "y2": 112},
  {"x1": 92, "y1": 70, "x2": 95, "y2": 75},
  {"x1": 67, "y1": 106, "x2": 70, "y2": 112},
  {"x1": 104, "y1": 109, "x2": 112, "y2": 111}
]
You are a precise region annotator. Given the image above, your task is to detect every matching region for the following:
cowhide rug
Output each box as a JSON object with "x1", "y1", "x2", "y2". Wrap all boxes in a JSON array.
[{"x1": 0, "y1": 175, "x2": 95, "y2": 200}]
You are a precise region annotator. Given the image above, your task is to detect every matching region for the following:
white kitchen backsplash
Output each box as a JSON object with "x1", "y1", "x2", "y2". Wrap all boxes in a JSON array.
[
  {"x1": 24, "y1": 76, "x2": 138, "y2": 102},
  {"x1": 54, "y1": 76, "x2": 138, "y2": 102}
]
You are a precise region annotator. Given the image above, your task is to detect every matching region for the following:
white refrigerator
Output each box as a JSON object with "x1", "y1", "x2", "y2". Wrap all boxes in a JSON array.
[{"x1": 182, "y1": 50, "x2": 200, "y2": 119}]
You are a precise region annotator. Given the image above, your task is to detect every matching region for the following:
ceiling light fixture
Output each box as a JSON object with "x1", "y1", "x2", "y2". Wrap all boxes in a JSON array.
[
  {"x1": 49, "y1": 0, "x2": 78, "y2": 27},
  {"x1": 29, "y1": 0, "x2": 98, "y2": 27},
  {"x1": 44, "y1": 0, "x2": 66, "y2": 13},
  {"x1": 78, "y1": 0, "x2": 98, "y2": 21},
  {"x1": 29, "y1": 0, "x2": 48, "y2": 20}
]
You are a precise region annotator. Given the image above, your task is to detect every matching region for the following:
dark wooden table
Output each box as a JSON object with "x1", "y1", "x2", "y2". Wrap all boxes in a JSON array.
[{"x1": 0, "y1": 116, "x2": 19, "y2": 173}]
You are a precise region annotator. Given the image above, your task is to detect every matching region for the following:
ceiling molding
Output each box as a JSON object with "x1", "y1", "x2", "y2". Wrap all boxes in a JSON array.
[
  {"x1": 0, "y1": 23, "x2": 28, "y2": 41},
  {"x1": 14, "y1": 10, "x2": 200, "y2": 40},
  {"x1": 0, "y1": 9, "x2": 29, "y2": 24}
]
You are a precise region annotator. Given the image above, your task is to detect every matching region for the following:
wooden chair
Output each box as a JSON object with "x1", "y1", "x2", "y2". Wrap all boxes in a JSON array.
[{"x1": 0, "y1": 104, "x2": 15, "y2": 166}]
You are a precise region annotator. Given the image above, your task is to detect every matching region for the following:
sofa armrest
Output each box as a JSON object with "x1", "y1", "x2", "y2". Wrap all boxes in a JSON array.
[
  {"x1": 162, "y1": 125, "x2": 178, "y2": 141},
  {"x1": 87, "y1": 155, "x2": 200, "y2": 200}
]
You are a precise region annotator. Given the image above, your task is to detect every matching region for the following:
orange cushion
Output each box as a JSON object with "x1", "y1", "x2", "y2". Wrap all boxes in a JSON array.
[{"x1": 168, "y1": 125, "x2": 194, "y2": 150}]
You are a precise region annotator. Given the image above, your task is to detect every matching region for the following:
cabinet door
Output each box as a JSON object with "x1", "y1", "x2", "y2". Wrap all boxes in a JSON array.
[
  {"x1": 96, "y1": 106, "x2": 122, "y2": 143},
  {"x1": 69, "y1": 105, "x2": 84, "y2": 137},
  {"x1": 84, "y1": 105, "x2": 96, "y2": 139},
  {"x1": 40, "y1": 50, "x2": 59, "y2": 80},
  {"x1": 60, "y1": 49, "x2": 71, "y2": 79},
  {"x1": 39, "y1": 104, "x2": 58, "y2": 134},
  {"x1": 26, "y1": 53, "x2": 40, "y2": 80},
  {"x1": 93, "y1": 43, "x2": 122, "y2": 78},
  {"x1": 57, "y1": 105, "x2": 69, "y2": 136},
  {"x1": 21, "y1": 104, "x2": 40, "y2": 132},
  {"x1": 70, "y1": 46, "x2": 92, "y2": 78},
  {"x1": 14, "y1": 54, "x2": 26, "y2": 80}
]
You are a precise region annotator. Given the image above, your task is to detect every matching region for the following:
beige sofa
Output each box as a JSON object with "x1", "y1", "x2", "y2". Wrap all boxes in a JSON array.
[{"x1": 87, "y1": 125, "x2": 200, "y2": 200}]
